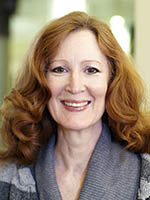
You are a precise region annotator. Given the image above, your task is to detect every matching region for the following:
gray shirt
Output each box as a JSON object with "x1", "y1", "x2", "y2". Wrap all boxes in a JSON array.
[{"x1": 35, "y1": 123, "x2": 141, "y2": 200}]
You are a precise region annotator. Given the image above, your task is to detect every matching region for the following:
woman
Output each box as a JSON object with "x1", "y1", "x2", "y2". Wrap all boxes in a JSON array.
[{"x1": 0, "y1": 11, "x2": 150, "y2": 200}]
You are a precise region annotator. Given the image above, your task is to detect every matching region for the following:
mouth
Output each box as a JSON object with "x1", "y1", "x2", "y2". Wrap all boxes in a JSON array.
[{"x1": 61, "y1": 100, "x2": 91, "y2": 112}]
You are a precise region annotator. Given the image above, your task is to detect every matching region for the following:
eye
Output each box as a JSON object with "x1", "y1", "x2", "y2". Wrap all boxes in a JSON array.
[
  {"x1": 51, "y1": 66, "x2": 68, "y2": 73},
  {"x1": 85, "y1": 66, "x2": 101, "y2": 74}
]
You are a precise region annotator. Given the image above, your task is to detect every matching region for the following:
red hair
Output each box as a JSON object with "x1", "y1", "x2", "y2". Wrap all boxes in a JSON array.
[{"x1": 0, "y1": 11, "x2": 150, "y2": 164}]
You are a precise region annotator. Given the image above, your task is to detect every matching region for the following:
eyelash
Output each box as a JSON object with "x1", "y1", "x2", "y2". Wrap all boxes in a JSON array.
[
  {"x1": 50, "y1": 66, "x2": 101, "y2": 74},
  {"x1": 85, "y1": 67, "x2": 100, "y2": 74},
  {"x1": 50, "y1": 66, "x2": 68, "y2": 73}
]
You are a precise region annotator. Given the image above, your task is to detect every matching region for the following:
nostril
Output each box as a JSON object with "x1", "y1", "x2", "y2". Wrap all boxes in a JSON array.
[{"x1": 65, "y1": 81, "x2": 85, "y2": 94}]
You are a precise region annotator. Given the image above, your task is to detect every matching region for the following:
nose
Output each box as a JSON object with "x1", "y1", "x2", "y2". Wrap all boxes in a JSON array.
[{"x1": 65, "y1": 72, "x2": 85, "y2": 94}]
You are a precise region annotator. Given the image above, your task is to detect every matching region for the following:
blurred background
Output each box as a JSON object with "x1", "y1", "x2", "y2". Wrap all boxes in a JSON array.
[{"x1": 0, "y1": 0, "x2": 150, "y2": 105}]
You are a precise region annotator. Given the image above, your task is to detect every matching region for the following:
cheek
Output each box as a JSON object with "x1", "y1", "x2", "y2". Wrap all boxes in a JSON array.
[
  {"x1": 47, "y1": 96, "x2": 59, "y2": 122},
  {"x1": 46, "y1": 82, "x2": 59, "y2": 115},
  {"x1": 47, "y1": 75, "x2": 67, "y2": 96},
  {"x1": 90, "y1": 82, "x2": 108, "y2": 99},
  {"x1": 47, "y1": 79, "x2": 62, "y2": 98},
  {"x1": 47, "y1": 79, "x2": 65, "y2": 116},
  {"x1": 47, "y1": 88, "x2": 59, "y2": 112}
]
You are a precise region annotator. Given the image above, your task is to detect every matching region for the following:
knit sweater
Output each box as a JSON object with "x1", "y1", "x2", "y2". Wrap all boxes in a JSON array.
[{"x1": 0, "y1": 124, "x2": 150, "y2": 200}]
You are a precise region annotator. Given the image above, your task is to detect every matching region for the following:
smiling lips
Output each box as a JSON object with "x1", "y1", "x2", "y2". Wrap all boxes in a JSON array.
[{"x1": 61, "y1": 100, "x2": 91, "y2": 112}]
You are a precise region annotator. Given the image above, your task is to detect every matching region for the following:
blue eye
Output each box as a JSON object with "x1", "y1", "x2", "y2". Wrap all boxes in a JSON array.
[
  {"x1": 51, "y1": 66, "x2": 68, "y2": 73},
  {"x1": 85, "y1": 67, "x2": 100, "y2": 74}
]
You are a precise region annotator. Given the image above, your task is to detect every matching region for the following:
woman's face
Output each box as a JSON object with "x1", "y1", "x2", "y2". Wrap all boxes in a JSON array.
[{"x1": 46, "y1": 30, "x2": 110, "y2": 131}]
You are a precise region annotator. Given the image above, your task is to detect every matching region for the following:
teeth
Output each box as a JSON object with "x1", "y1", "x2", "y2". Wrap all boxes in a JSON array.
[{"x1": 63, "y1": 101, "x2": 89, "y2": 107}]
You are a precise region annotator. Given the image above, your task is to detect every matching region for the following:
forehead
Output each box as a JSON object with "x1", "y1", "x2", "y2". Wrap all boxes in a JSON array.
[
  {"x1": 59, "y1": 29, "x2": 98, "y2": 50},
  {"x1": 53, "y1": 29, "x2": 107, "y2": 63}
]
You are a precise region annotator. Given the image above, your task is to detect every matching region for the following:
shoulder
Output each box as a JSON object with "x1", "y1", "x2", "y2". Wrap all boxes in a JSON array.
[
  {"x1": 0, "y1": 163, "x2": 17, "y2": 199},
  {"x1": 138, "y1": 153, "x2": 150, "y2": 200},
  {"x1": 0, "y1": 163, "x2": 17, "y2": 183},
  {"x1": 0, "y1": 162, "x2": 37, "y2": 198},
  {"x1": 112, "y1": 140, "x2": 140, "y2": 163},
  {"x1": 102, "y1": 123, "x2": 141, "y2": 165}
]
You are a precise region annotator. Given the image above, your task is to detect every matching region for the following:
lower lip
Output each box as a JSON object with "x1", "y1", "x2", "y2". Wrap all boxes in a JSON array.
[{"x1": 62, "y1": 102, "x2": 90, "y2": 112}]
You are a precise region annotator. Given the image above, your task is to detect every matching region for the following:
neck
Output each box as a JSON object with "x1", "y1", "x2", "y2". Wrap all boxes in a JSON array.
[{"x1": 54, "y1": 121, "x2": 102, "y2": 174}]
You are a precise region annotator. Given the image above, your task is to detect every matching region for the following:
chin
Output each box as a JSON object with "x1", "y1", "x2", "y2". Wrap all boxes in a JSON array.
[
  {"x1": 59, "y1": 121, "x2": 89, "y2": 131},
  {"x1": 61, "y1": 121, "x2": 99, "y2": 132}
]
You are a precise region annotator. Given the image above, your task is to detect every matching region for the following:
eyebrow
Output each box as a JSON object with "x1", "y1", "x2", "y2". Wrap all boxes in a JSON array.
[
  {"x1": 81, "y1": 60, "x2": 102, "y2": 65},
  {"x1": 50, "y1": 59, "x2": 102, "y2": 65}
]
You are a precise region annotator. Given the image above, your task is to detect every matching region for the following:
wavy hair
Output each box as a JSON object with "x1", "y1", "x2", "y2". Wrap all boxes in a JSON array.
[{"x1": 0, "y1": 11, "x2": 150, "y2": 164}]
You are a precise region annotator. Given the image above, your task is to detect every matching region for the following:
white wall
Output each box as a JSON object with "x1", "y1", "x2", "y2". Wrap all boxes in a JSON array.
[{"x1": 135, "y1": 0, "x2": 150, "y2": 99}]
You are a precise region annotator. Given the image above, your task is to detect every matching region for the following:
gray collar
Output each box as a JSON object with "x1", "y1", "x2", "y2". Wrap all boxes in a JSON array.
[{"x1": 35, "y1": 123, "x2": 140, "y2": 200}]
